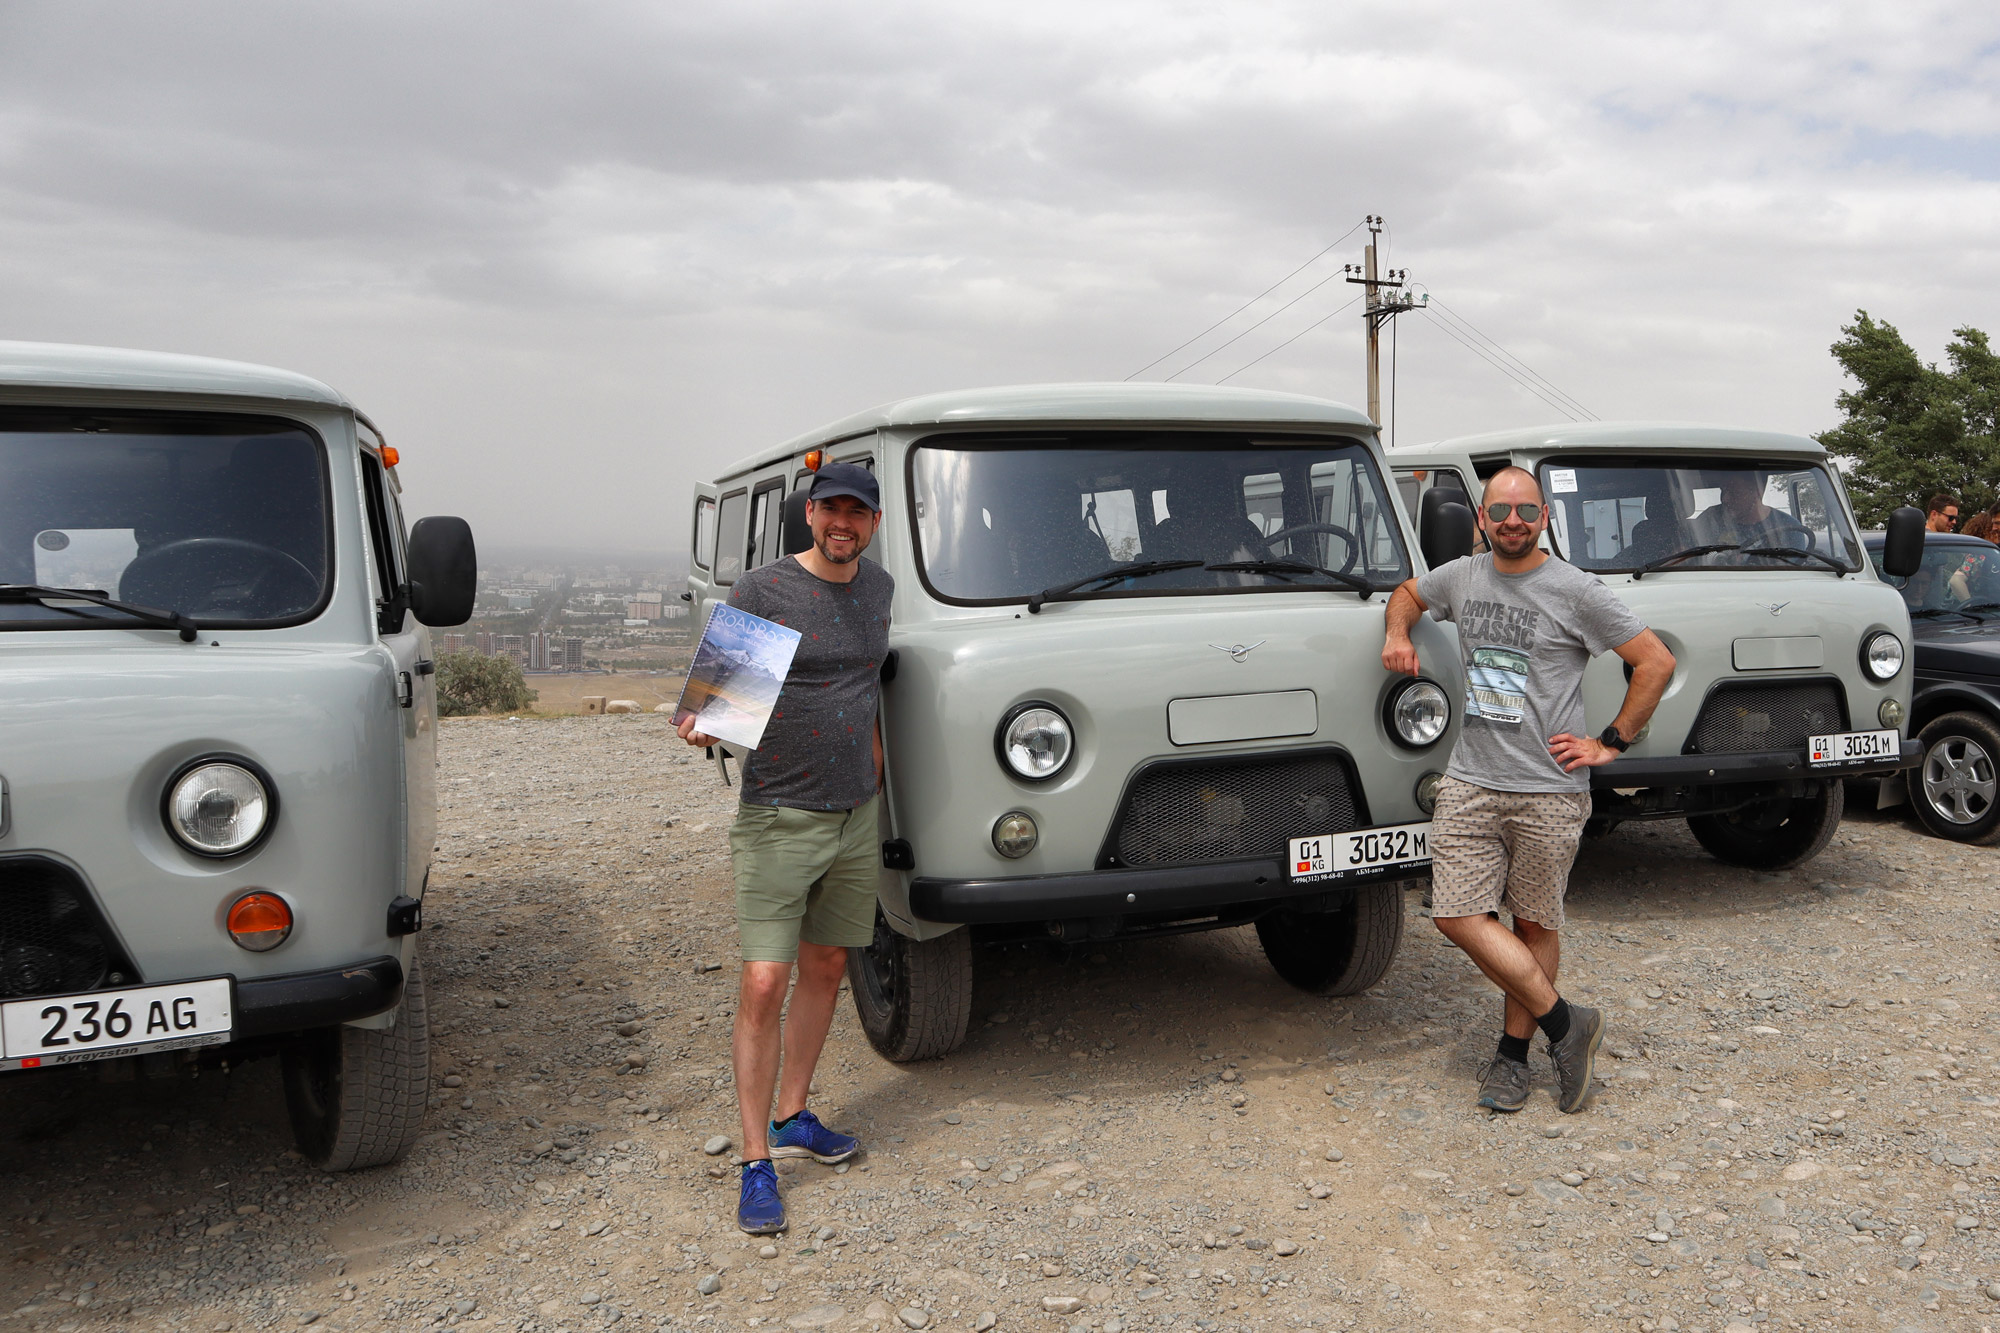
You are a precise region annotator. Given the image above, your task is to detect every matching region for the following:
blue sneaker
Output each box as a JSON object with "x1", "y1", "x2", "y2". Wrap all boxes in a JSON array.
[
  {"x1": 738, "y1": 1159, "x2": 786, "y2": 1234},
  {"x1": 768, "y1": 1109, "x2": 858, "y2": 1164}
]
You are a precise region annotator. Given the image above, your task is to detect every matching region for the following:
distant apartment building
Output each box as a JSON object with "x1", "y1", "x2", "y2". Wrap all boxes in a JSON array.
[
  {"x1": 499, "y1": 634, "x2": 527, "y2": 661},
  {"x1": 527, "y1": 633, "x2": 550, "y2": 671},
  {"x1": 563, "y1": 637, "x2": 584, "y2": 670},
  {"x1": 475, "y1": 631, "x2": 495, "y2": 656},
  {"x1": 440, "y1": 633, "x2": 468, "y2": 654},
  {"x1": 625, "y1": 592, "x2": 665, "y2": 622}
]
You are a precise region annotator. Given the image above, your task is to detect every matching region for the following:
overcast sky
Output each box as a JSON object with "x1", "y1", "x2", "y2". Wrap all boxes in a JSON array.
[{"x1": 3, "y1": 1, "x2": 1995, "y2": 551}]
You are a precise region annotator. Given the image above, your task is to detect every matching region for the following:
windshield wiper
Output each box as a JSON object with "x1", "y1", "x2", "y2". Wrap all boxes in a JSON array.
[
  {"x1": 0, "y1": 584, "x2": 198, "y2": 641},
  {"x1": 1204, "y1": 559, "x2": 1375, "y2": 600},
  {"x1": 1739, "y1": 545, "x2": 1851, "y2": 574},
  {"x1": 1025, "y1": 560, "x2": 1203, "y2": 614},
  {"x1": 1909, "y1": 606, "x2": 1963, "y2": 619},
  {"x1": 1630, "y1": 543, "x2": 1743, "y2": 579},
  {"x1": 1956, "y1": 601, "x2": 2000, "y2": 616}
]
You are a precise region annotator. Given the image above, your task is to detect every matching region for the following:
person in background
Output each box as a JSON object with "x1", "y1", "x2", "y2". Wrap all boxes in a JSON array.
[
  {"x1": 1961, "y1": 502, "x2": 1999, "y2": 544},
  {"x1": 1927, "y1": 493, "x2": 1961, "y2": 533}
]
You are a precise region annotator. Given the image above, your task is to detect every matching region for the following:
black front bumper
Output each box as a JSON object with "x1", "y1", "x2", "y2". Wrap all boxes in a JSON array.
[
  {"x1": 909, "y1": 856, "x2": 1412, "y2": 926},
  {"x1": 1592, "y1": 740, "x2": 1919, "y2": 789},
  {"x1": 234, "y1": 955, "x2": 405, "y2": 1039}
]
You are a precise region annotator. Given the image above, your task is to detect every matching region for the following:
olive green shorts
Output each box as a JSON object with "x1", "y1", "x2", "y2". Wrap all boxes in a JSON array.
[{"x1": 727, "y1": 794, "x2": 881, "y2": 963}]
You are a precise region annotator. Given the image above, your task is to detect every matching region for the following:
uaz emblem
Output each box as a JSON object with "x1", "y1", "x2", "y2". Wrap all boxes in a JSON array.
[
  {"x1": 1755, "y1": 602, "x2": 1789, "y2": 616},
  {"x1": 1210, "y1": 640, "x2": 1265, "y2": 662}
]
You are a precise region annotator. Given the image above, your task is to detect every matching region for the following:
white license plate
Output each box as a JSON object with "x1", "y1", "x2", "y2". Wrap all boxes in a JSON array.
[
  {"x1": 0, "y1": 977, "x2": 233, "y2": 1068},
  {"x1": 1289, "y1": 821, "x2": 1433, "y2": 884},
  {"x1": 1808, "y1": 728, "x2": 1900, "y2": 767}
]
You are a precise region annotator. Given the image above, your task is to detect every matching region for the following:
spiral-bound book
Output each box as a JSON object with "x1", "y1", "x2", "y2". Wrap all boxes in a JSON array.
[{"x1": 671, "y1": 601, "x2": 802, "y2": 750}]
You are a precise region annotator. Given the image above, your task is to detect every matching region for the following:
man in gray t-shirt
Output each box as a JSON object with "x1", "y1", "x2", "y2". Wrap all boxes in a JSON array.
[{"x1": 1384, "y1": 466, "x2": 1674, "y2": 1116}]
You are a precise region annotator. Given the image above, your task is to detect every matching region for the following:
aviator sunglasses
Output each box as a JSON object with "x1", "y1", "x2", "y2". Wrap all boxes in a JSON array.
[{"x1": 1483, "y1": 502, "x2": 1543, "y2": 523}]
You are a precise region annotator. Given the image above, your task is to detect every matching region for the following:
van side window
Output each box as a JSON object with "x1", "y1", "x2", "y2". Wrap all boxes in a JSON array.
[
  {"x1": 358, "y1": 453, "x2": 408, "y2": 634},
  {"x1": 750, "y1": 482, "x2": 784, "y2": 569},
  {"x1": 715, "y1": 490, "x2": 749, "y2": 584},
  {"x1": 693, "y1": 498, "x2": 716, "y2": 571}
]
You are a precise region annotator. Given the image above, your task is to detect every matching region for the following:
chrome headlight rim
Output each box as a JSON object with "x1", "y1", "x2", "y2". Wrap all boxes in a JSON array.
[
  {"x1": 995, "y1": 700, "x2": 1075, "y2": 782},
  {"x1": 1384, "y1": 677, "x2": 1452, "y2": 750},
  {"x1": 1861, "y1": 630, "x2": 1905, "y2": 682},
  {"x1": 161, "y1": 753, "x2": 278, "y2": 859}
]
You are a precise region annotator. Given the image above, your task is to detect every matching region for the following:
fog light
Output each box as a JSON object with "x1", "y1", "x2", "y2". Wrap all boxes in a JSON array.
[
  {"x1": 227, "y1": 891, "x2": 293, "y2": 952},
  {"x1": 1415, "y1": 771, "x2": 1444, "y2": 815},
  {"x1": 992, "y1": 811, "x2": 1038, "y2": 859},
  {"x1": 1879, "y1": 698, "x2": 1904, "y2": 729}
]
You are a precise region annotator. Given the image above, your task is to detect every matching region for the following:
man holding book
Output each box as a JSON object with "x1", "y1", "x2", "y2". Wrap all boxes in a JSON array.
[{"x1": 676, "y1": 462, "x2": 893, "y2": 1233}]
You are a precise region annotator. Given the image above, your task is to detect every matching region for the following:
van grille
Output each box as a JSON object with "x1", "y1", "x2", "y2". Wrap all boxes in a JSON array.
[
  {"x1": 0, "y1": 858, "x2": 132, "y2": 1001},
  {"x1": 1105, "y1": 751, "x2": 1364, "y2": 869},
  {"x1": 1685, "y1": 681, "x2": 1846, "y2": 755}
]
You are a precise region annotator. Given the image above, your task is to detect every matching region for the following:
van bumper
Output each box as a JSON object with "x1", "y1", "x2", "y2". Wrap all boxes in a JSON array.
[
  {"x1": 908, "y1": 857, "x2": 1413, "y2": 925},
  {"x1": 235, "y1": 955, "x2": 405, "y2": 1038},
  {"x1": 1591, "y1": 739, "x2": 1919, "y2": 789}
]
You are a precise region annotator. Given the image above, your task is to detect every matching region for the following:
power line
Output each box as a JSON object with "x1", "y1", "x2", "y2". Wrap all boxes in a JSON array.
[
  {"x1": 1124, "y1": 220, "x2": 1368, "y2": 380},
  {"x1": 1215, "y1": 294, "x2": 1363, "y2": 384},
  {"x1": 1416, "y1": 290, "x2": 1597, "y2": 420},
  {"x1": 1413, "y1": 312, "x2": 1589, "y2": 422},
  {"x1": 1165, "y1": 266, "x2": 1351, "y2": 382}
]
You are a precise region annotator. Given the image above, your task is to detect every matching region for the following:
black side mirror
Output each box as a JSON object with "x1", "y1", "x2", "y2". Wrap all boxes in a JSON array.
[
  {"x1": 1880, "y1": 506, "x2": 1925, "y2": 579},
  {"x1": 406, "y1": 516, "x2": 478, "y2": 627},
  {"x1": 1419, "y1": 489, "x2": 1476, "y2": 569},
  {"x1": 780, "y1": 490, "x2": 813, "y2": 556}
]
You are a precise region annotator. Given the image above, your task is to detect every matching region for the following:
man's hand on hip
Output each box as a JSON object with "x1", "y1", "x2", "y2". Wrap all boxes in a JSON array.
[{"x1": 1547, "y1": 732, "x2": 1617, "y2": 772}]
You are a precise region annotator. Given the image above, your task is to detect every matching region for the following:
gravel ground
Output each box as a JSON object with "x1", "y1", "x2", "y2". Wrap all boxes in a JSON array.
[{"x1": 3, "y1": 714, "x2": 1999, "y2": 1333}]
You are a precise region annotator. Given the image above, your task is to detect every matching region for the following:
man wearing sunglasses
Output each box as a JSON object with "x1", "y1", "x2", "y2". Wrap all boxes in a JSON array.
[{"x1": 1382, "y1": 467, "x2": 1674, "y2": 1114}]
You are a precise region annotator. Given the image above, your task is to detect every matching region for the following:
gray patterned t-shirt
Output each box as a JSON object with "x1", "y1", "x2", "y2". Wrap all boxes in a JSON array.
[{"x1": 726, "y1": 556, "x2": 894, "y2": 810}]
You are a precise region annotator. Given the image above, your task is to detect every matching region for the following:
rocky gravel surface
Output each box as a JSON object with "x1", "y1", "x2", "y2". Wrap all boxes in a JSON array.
[{"x1": 3, "y1": 715, "x2": 1999, "y2": 1333}]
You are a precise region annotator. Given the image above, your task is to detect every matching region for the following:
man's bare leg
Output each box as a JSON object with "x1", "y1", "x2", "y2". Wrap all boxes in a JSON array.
[
  {"x1": 1433, "y1": 913, "x2": 1559, "y2": 1018},
  {"x1": 773, "y1": 942, "x2": 847, "y2": 1123},
  {"x1": 1502, "y1": 916, "x2": 1560, "y2": 1040},
  {"x1": 733, "y1": 960, "x2": 794, "y2": 1162}
]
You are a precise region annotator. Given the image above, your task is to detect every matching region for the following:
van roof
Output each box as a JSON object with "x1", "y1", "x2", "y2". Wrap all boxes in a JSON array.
[
  {"x1": 0, "y1": 340, "x2": 350, "y2": 409},
  {"x1": 730, "y1": 382, "x2": 1377, "y2": 475},
  {"x1": 1387, "y1": 421, "x2": 1826, "y2": 463}
]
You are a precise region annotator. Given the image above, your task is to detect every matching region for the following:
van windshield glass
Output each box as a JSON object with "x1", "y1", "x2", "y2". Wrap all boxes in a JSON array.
[
  {"x1": 1536, "y1": 457, "x2": 1861, "y2": 574},
  {"x1": 911, "y1": 434, "x2": 1411, "y2": 602},
  {"x1": 0, "y1": 412, "x2": 330, "y2": 629}
]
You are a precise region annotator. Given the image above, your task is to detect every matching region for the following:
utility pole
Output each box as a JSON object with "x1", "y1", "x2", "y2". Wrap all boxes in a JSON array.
[{"x1": 1344, "y1": 216, "x2": 1425, "y2": 425}]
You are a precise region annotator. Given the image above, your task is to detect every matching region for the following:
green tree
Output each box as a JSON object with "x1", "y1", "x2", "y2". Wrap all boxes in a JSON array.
[
  {"x1": 1818, "y1": 310, "x2": 2000, "y2": 526},
  {"x1": 436, "y1": 652, "x2": 537, "y2": 717}
]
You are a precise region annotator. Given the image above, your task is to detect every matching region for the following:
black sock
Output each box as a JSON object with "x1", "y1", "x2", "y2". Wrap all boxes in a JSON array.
[
  {"x1": 1496, "y1": 1033, "x2": 1531, "y2": 1064},
  {"x1": 1537, "y1": 996, "x2": 1572, "y2": 1045},
  {"x1": 772, "y1": 1111, "x2": 801, "y2": 1131}
]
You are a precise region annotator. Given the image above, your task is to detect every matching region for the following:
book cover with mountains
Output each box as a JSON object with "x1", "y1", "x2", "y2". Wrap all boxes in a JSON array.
[{"x1": 672, "y1": 602, "x2": 803, "y2": 749}]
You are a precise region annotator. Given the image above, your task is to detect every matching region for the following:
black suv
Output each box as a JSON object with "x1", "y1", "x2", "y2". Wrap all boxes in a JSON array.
[{"x1": 1863, "y1": 531, "x2": 2000, "y2": 843}]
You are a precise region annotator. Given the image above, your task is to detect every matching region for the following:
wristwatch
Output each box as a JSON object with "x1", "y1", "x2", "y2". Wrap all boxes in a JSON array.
[{"x1": 1599, "y1": 724, "x2": 1630, "y2": 752}]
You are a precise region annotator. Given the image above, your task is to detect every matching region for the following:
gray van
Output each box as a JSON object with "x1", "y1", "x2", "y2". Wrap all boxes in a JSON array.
[
  {"x1": 0, "y1": 342, "x2": 476, "y2": 1169},
  {"x1": 1389, "y1": 424, "x2": 1922, "y2": 870},
  {"x1": 688, "y1": 384, "x2": 1461, "y2": 1059}
]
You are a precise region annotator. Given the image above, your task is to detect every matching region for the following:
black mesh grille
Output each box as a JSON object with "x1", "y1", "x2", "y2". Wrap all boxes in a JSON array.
[
  {"x1": 1109, "y1": 752, "x2": 1363, "y2": 868},
  {"x1": 1686, "y1": 681, "x2": 1846, "y2": 755},
  {"x1": 0, "y1": 859, "x2": 127, "y2": 1001}
]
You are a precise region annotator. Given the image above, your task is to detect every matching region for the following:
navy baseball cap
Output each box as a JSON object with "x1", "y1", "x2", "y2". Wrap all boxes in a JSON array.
[{"x1": 807, "y1": 461, "x2": 881, "y2": 512}]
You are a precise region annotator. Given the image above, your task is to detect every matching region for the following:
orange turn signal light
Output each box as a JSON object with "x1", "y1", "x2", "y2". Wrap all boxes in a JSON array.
[
  {"x1": 803, "y1": 449, "x2": 823, "y2": 471},
  {"x1": 380, "y1": 445, "x2": 400, "y2": 468},
  {"x1": 227, "y1": 891, "x2": 293, "y2": 952}
]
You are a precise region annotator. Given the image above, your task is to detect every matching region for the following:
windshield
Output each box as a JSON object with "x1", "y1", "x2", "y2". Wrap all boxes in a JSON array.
[
  {"x1": 1536, "y1": 457, "x2": 1861, "y2": 574},
  {"x1": 0, "y1": 411, "x2": 331, "y2": 629},
  {"x1": 1883, "y1": 541, "x2": 2000, "y2": 614},
  {"x1": 911, "y1": 434, "x2": 1412, "y2": 602}
]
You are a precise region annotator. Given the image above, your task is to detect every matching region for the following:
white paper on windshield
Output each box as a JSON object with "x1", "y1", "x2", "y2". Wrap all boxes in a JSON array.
[{"x1": 1547, "y1": 468, "x2": 1578, "y2": 494}]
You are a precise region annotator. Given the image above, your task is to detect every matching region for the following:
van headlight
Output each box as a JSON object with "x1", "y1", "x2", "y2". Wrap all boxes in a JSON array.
[
  {"x1": 1386, "y1": 679, "x2": 1450, "y2": 748},
  {"x1": 997, "y1": 703, "x2": 1073, "y2": 781},
  {"x1": 164, "y1": 758, "x2": 274, "y2": 857},
  {"x1": 1861, "y1": 631, "x2": 1904, "y2": 681}
]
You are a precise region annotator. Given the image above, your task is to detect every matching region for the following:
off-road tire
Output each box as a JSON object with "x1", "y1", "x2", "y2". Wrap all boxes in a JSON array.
[
  {"x1": 847, "y1": 910, "x2": 973, "y2": 1062},
  {"x1": 1687, "y1": 780, "x2": 1844, "y2": 870},
  {"x1": 1910, "y1": 711, "x2": 2000, "y2": 844},
  {"x1": 281, "y1": 947, "x2": 431, "y2": 1171},
  {"x1": 1256, "y1": 880, "x2": 1405, "y2": 996}
]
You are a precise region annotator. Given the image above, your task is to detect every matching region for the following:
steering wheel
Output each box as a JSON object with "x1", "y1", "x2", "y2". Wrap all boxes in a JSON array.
[
  {"x1": 1261, "y1": 522, "x2": 1361, "y2": 575},
  {"x1": 120, "y1": 537, "x2": 320, "y2": 618}
]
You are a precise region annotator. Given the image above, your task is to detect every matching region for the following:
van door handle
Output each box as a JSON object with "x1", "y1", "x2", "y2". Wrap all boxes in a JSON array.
[
  {"x1": 414, "y1": 658, "x2": 436, "y2": 677},
  {"x1": 398, "y1": 671, "x2": 414, "y2": 708}
]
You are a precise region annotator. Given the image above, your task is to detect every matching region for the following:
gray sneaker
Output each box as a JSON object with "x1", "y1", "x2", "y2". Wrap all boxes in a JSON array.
[
  {"x1": 1549, "y1": 1004, "x2": 1605, "y2": 1113},
  {"x1": 1475, "y1": 1055, "x2": 1531, "y2": 1112}
]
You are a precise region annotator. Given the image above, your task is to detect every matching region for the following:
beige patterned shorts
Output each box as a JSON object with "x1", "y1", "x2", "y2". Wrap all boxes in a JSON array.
[{"x1": 1429, "y1": 777, "x2": 1592, "y2": 930}]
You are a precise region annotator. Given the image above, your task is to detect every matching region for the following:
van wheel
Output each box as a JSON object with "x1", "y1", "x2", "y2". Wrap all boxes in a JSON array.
[
  {"x1": 1687, "y1": 780, "x2": 1843, "y2": 870},
  {"x1": 1256, "y1": 881, "x2": 1405, "y2": 996},
  {"x1": 1911, "y1": 711, "x2": 2000, "y2": 844},
  {"x1": 281, "y1": 948, "x2": 430, "y2": 1171},
  {"x1": 846, "y1": 910, "x2": 972, "y2": 1062}
]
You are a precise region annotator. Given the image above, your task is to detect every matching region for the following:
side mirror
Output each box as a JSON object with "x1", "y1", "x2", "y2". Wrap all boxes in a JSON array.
[
  {"x1": 406, "y1": 516, "x2": 478, "y2": 627},
  {"x1": 1419, "y1": 489, "x2": 1476, "y2": 569},
  {"x1": 1880, "y1": 506, "x2": 1925, "y2": 579},
  {"x1": 780, "y1": 490, "x2": 813, "y2": 556}
]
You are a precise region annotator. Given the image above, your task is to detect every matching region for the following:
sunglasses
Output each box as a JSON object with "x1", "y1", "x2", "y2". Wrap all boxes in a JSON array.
[{"x1": 1483, "y1": 502, "x2": 1543, "y2": 523}]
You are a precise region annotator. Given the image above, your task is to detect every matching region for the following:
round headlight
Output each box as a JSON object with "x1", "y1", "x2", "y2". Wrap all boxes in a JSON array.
[
  {"x1": 998, "y1": 704, "x2": 1073, "y2": 781},
  {"x1": 993, "y1": 811, "x2": 1039, "y2": 858},
  {"x1": 166, "y1": 760, "x2": 272, "y2": 857},
  {"x1": 1862, "y1": 631, "x2": 1905, "y2": 681},
  {"x1": 1388, "y1": 679, "x2": 1450, "y2": 748}
]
